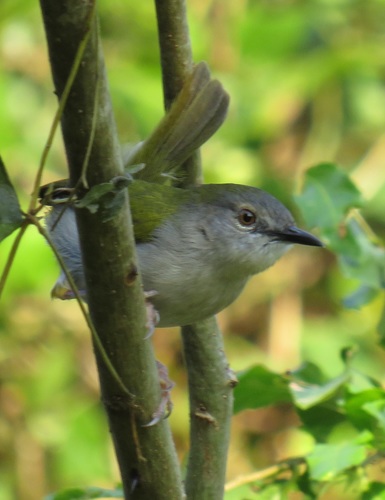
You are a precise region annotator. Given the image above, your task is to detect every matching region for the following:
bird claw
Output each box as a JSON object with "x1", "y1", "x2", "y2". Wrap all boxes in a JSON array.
[
  {"x1": 143, "y1": 290, "x2": 160, "y2": 339},
  {"x1": 143, "y1": 361, "x2": 175, "y2": 427},
  {"x1": 51, "y1": 274, "x2": 86, "y2": 300},
  {"x1": 141, "y1": 292, "x2": 173, "y2": 426}
]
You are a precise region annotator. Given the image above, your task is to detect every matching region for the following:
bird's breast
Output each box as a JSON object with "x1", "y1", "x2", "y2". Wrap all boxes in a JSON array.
[{"x1": 136, "y1": 242, "x2": 248, "y2": 327}]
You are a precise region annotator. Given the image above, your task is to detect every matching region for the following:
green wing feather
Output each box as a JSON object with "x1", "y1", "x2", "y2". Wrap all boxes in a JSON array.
[{"x1": 128, "y1": 180, "x2": 192, "y2": 243}]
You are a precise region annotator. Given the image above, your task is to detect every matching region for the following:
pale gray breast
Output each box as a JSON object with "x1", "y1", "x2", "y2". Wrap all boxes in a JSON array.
[{"x1": 136, "y1": 214, "x2": 249, "y2": 326}]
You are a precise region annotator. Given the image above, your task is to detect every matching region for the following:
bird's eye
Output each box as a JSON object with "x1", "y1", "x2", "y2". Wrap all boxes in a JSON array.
[{"x1": 237, "y1": 208, "x2": 256, "y2": 227}]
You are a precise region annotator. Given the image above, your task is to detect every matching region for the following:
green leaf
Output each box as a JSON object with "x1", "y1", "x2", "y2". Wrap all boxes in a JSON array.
[
  {"x1": 296, "y1": 467, "x2": 316, "y2": 498},
  {"x1": 362, "y1": 482, "x2": 385, "y2": 499},
  {"x1": 75, "y1": 177, "x2": 130, "y2": 221},
  {"x1": 297, "y1": 405, "x2": 347, "y2": 442},
  {"x1": 44, "y1": 486, "x2": 123, "y2": 500},
  {"x1": 296, "y1": 163, "x2": 385, "y2": 308},
  {"x1": 288, "y1": 362, "x2": 328, "y2": 385},
  {"x1": 233, "y1": 365, "x2": 292, "y2": 414},
  {"x1": 362, "y1": 400, "x2": 385, "y2": 431},
  {"x1": 335, "y1": 218, "x2": 385, "y2": 291},
  {"x1": 343, "y1": 285, "x2": 379, "y2": 309},
  {"x1": 75, "y1": 183, "x2": 117, "y2": 213},
  {"x1": 0, "y1": 156, "x2": 23, "y2": 242},
  {"x1": 307, "y1": 434, "x2": 370, "y2": 481},
  {"x1": 225, "y1": 481, "x2": 296, "y2": 500},
  {"x1": 347, "y1": 369, "x2": 382, "y2": 393},
  {"x1": 224, "y1": 484, "x2": 260, "y2": 499},
  {"x1": 289, "y1": 362, "x2": 350, "y2": 438},
  {"x1": 345, "y1": 389, "x2": 385, "y2": 430},
  {"x1": 378, "y1": 303, "x2": 385, "y2": 348},
  {"x1": 295, "y1": 163, "x2": 362, "y2": 230},
  {"x1": 289, "y1": 370, "x2": 350, "y2": 410}
]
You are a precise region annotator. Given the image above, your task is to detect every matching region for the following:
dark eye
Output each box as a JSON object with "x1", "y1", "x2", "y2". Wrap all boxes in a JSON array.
[{"x1": 237, "y1": 208, "x2": 256, "y2": 227}]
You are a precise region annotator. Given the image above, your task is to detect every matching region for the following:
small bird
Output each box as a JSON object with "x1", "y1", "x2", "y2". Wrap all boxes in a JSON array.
[
  {"x1": 44, "y1": 179, "x2": 322, "y2": 327},
  {"x1": 42, "y1": 62, "x2": 322, "y2": 327}
]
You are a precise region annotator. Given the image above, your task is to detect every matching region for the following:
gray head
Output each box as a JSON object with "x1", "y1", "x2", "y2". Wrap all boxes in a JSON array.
[{"x1": 184, "y1": 183, "x2": 322, "y2": 277}]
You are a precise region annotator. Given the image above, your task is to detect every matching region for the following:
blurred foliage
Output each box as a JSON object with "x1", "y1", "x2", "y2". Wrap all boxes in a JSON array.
[
  {"x1": 45, "y1": 486, "x2": 123, "y2": 500},
  {"x1": 230, "y1": 354, "x2": 385, "y2": 497},
  {"x1": 1, "y1": 0, "x2": 385, "y2": 499}
]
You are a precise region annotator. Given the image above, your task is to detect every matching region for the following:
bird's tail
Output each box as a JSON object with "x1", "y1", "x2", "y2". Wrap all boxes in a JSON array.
[{"x1": 123, "y1": 62, "x2": 230, "y2": 183}]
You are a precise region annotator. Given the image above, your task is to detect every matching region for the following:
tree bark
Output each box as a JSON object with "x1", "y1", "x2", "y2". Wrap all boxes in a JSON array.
[{"x1": 39, "y1": 1, "x2": 183, "y2": 498}]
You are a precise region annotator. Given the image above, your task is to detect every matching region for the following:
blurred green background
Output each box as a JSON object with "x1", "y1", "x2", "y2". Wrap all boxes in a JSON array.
[{"x1": 1, "y1": 0, "x2": 385, "y2": 498}]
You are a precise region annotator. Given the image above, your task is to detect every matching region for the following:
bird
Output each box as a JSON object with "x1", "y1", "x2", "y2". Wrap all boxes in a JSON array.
[
  {"x1": 43, "y1": 179, "x2": 323, "y2": 328},
  {"x1": 40, "y1": 61, "x2": 322, "y2": 327}
]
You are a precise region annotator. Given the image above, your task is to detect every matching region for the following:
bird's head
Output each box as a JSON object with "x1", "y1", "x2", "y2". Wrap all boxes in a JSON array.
[{"x1": 187, "y1": 184, "x2": 322, "y2": 276}]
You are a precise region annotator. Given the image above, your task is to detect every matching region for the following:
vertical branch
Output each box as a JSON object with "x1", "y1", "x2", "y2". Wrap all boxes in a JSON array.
[
  {"x1": 154, "y1": 1, "x2": 234, "y2": 498},
  {"x1": 155, "y1": 0, "x2": 194, "y2": 110},
  {"x1": 39, "y1": 1, "x2": 183, "y2": 498},
  {"x1": 182, "y1": 318, "x2": 236, "y2": 500},
  {"x1": 155, "y1": 0, "x2": 202, "y2": 186}
]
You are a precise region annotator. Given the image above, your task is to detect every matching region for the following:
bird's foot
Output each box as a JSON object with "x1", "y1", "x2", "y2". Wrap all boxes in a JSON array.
[
  {"x1": 51, "y1": 273, "x2": 86, "y2": 300},
  {"x1": 143, "y1": 360, "x2": 175, "y2": 427},
  {"x1": 143, "y1": 290, "x2": 160, "y2": 339}
]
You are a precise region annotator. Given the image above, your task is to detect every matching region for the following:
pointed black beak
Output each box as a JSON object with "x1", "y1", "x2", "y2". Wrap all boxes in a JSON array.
[{"x1": 270, "y1": 226, "x2": 324, "y2": 247}]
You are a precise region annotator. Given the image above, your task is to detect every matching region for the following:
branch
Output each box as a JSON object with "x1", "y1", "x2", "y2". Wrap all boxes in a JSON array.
[
  {"x1": 182, "y1": 318, "x2": 237, "y2": 499},
  {"x1": 155, "y1": 0, "x2": 202, "y2": 186},
  {"x1": 39, "y1": 1, "x2": 183, "y2": 498},
  {"x1": 154, "y1": 1, "x2": 234, "y2": 498}
]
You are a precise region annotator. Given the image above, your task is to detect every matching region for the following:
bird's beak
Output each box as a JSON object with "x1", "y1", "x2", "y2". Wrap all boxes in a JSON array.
[{"x1": 273, "y1": 226, "x2": 324, "y2": 247}]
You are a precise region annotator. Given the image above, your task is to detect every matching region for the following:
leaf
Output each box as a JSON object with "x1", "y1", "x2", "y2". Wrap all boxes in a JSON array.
[
  {"x1": 296, "y1": 467, "x2": 317, "y2": 498},
  {"x1": 362, "y1": 482, "x2": 385, "y2": 499},
  {"x1": 0, "y1": 157, "x2": 23, "y2": 242},
  {"x1": 343, "y1": 285, "x2": 379, "y2": 309},
  {"x1": 307, "y1": 434, "x2": 370, "y2": 481},
  {"x1": 295, "y1": 163, "x2": 362, "y2": 230},
  {"x1": 297, "y1": 405, "x2": 347, "y2": 442},
  {"x1": 288, "y1": 361, "x2": 327, "y2": 385},
  {"x1": 289, "y1": 370, "x2": 350, "y2": 410},
  {"x1": 378, "y1": 303, "x2": 385, "y2": 348},
  {"x1": 225, "y1": 484, "x2": 260, "y2": 499},
  {"x1": 225, "y1": 481, "x2": 295, "y2": 500},
  {"x1": 75, "y1": 183, "x2": 117, "y2": 213},
  {"x1": 288, "y1": 363, "x2": 349, "y2": 438},
  {"x1": 335, "y1": 218, "x2": 385, "y2": 291},
  {"x1": 75, "y1": 177, "x2": 130, "y2": 220},
  {"x1": 296, "y1": 163, "x2": 385, "y2": 309},
  {"x1": 233, "y1": 365, "x2": 292, "y2": 414},
  {"x1": 297, "y1": 368, "x2": 382, "y2": 441},
  {"x1": 347, "y1": 369, "x2": 382, "y2": 393},
  {"x1": 362, "y1": 400, "x2": 385, "y2": 431},
  {"x1": 345, "y1": 389, "x2": 385, "y2": 430},
  {"x1": 100, "y1": 189, "x2": 127, "y2": 223},
  {"x1": 44, "y1": 486, "x2": 123, "y2": 500}
]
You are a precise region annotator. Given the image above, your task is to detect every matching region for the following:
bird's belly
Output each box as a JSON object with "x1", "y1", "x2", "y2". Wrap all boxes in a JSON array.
[
  {"x1": 140, "y1": 264, "x2": 247, "y2": 327},
  {"x1": 151, "y1": 283, "x2": 244, "y2": 327}
]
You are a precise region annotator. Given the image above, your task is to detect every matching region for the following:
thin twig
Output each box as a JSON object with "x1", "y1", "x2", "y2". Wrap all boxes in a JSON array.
[
  {"x1": 0, "y1": 223, "x2": 28, "y2": 300},
  {"x1": 29, "y1": 3, "x2": 96, "y2": 213},
  {"x1": 30, "y1": 213, "x2": 135, "y2": 400}
]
